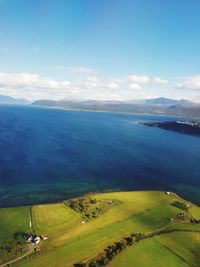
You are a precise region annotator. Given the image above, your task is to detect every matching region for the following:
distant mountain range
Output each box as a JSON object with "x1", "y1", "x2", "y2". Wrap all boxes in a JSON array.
[
  {"x1": 0, "y1": 95, "x2": 200, "y2": 117},
  {"x1": 145, "y1": 97, "x2": 192, "y2": 105},
  {"x1": 32, "y1": 97, "x2": 200, "y2": 117},
  {"x1": 0, "y1": 95, "x2": 29, "y2": 104},
  {"x1": 32, "y1": 97, "x2": 193, "y2": 107}
]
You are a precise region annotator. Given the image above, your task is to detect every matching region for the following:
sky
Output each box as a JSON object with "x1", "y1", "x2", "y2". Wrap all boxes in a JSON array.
[{"x1": 0, "y1": 0, "x2": 200, "y2": 101}]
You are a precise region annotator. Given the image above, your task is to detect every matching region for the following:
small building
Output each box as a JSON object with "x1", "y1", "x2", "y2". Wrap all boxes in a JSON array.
[
  {"x1": 40, "y1": 235, "x2": 48, "y2": 240},
  {"x1": 190, "y1": 218, "x2": 200, "y2": 224},
  {"x1": 34, "y1": 247, "x2": 41, "y2": 252},
  {"x1": 34, "y1": 236, "x2": 41, "y2": 245},
  {"x1": 24, "y1": 234, "x2": 41, "y2": 245},
  {"x1": 23, "y1": 233, "x2": 32, "y2": 241},
  {"x1": 28, "y1": 236, "x2": 33, "y2": 243}
]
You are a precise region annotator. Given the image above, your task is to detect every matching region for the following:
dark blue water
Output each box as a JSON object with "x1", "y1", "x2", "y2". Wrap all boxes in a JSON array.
[{"x1": 0, "y1": 105, "x2": 200, "y2": 207}]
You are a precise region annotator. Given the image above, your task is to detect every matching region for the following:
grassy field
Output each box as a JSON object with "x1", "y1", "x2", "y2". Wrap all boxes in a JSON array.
[
  {"x1": 0, "y1": 206, "x2": 30, "y2": 242},
  {"x1": 0, "y1": 191, "x2": 199, "y2": 267},
  {"x1": 109, "y1": 237, "x2": 189, "y2": 267},
  {"x1": 0, "y1": 206, "x2": 30, "y2": 263},
  {"x1": 109, "y1": 228, "x2": 200, "y2": 267},
  {"x1": 32, "y1": 203, "x2": 81, "y2": 236},
  {"x1": 157, "y1": 231, "x2": 200, "y2": 266}
]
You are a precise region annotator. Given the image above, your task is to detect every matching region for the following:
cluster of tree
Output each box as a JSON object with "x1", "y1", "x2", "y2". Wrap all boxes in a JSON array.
[
  {"x1": 67, "y1": 197, "x2": 97, "y2": 213},
  {"x1": 14, "y1": 232, "x2": 26, "y2": 244},
  {"x1": 0, "y1": 232, "x2": 26, "y2": 254},
  {"x1": 190, "y1": 218, "x2": 200, "y2": 224},
  {"x1": 176, "y1": 212, "x2": 186, "y2": 221},
  {"x1": 171, "y1": 201, "x2": 190, "y2": 211},
  {"x1": 0, "y1": 245, "x2": 13, "y2": 253},
  {"x1": 73, "y1": 233, "x2": 145, "y2": 267},
  {"x1": 66, "y1": 197, "x2": 109, "y2": 221}
]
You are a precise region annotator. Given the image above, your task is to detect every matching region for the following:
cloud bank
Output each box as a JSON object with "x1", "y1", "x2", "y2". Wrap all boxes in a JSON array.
[
  {"x1": 176, "y1": 76, "x2": 200, "y2": 90},
  {"x1": 0, "y1": 70, "x2": 197, "y2": 101},
  {"x1": 154, "y1": 77, "x2": 168, "y2": 84}
]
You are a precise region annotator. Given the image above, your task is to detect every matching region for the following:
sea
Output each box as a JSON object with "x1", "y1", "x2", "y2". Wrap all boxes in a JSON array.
[{"x1": 0, "y1": 104, "x2": 200, "y2": 207}]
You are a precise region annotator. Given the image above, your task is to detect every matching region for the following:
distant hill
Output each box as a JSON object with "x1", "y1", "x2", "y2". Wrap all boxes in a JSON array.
[
  {"x1": 145, "y1": 97, "x2": 192, "y2": 105},
  {"x1": 32, "y1": 99, "x2": 58, "y2": 106},
  {"x1": 0, "y1": 95, "x2": 29, "y2": 104},
  {"x1": 32, "y1": 97, "x2": 200, "y2": 117}
]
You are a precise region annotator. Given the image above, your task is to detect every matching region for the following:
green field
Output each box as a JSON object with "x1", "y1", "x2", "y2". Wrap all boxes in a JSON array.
[
  {"x1": 109, "y1": 237, "x2": 189, "y2": 267},
  {"x1": 32, "y1": 203, "x2": 81, "y2": 236},
  {"x1": 109, "y1": 230, "x2": 200, "y2": 267},
  {"x1": 0, "y1": 191, "x2": 199, "y2": 267},
  {"x1": 0, "y1": 206, "x2": 30, "y2": 263}
]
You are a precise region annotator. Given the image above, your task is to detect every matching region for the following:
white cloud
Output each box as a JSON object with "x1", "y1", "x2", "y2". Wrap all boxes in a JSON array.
[
  {"x1": 2, "y1": 71, "x2": 197, "y2": 102},
  {"x1": 153, "y1": 77, "x2": 168, "y2": 84},
  {"x1": 0, "y1": 72, "x2": 154, "y2": 101},
  {"x1": 176, "y1": 75, "x2": 200, "y2": 90},
  {"x1": 0, "y1": 73, "x2": 70, "y2": 89},
  {"x1": 128, "y1": 75, "x2": 149, "y2": 84},
  {"x1": 85, "y1": 76, "x2": 120, "y2": 89},
  {"x1": 107, "y1": 82, "x2": 120, "y2": 89},
  {"x1": 0, "y1": 73, "x2": 72, "y2": 100},
  {"x1": 86, "y1": 76, "x2": 99, "y2": 83},
  {"x1": 109, "y1": 78, "x2": 125, "y2": 84},
  {"x1": 56, "y1": 66, "x2": 96, "y2": 74},
  {"x1": 85, "y1": 76, "x2": 99, "y2": 88},
  {"x1": 129, "y1": 83, "x2": 141, "y2": 90}
]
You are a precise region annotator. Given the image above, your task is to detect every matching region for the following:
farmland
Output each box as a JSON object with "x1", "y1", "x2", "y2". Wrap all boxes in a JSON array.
[{"x1": 0, "y1": 191, "x2": 199, "y2": 267}]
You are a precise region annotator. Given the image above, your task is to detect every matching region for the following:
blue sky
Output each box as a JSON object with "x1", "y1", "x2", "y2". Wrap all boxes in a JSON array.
[{"x1": 0, "y1": 0, "x2": 200, "y2": 101}]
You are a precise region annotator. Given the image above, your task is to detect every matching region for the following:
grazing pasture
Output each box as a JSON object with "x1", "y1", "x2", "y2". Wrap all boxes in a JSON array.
[
  {"x1": 109, "y1": 237, "x2": 189, "y2": 267},
  {"x1": 0, "y1": 191, "x2": 199, "y2": 267},
  {"x1": 0, "y1": 206, "x2": 30, "y2": 263}
]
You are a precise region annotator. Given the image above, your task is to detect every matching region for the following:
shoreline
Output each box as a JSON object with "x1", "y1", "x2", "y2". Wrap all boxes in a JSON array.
[
  {"x1": 0, "y1": 189, "x2": 199, "y2": 210},
  {"x1": 32, "y1": 104, "x2": 200, "y2": 119},
  {"x1": 3, "y1": 103, "x2": 198, "y2": 119}
]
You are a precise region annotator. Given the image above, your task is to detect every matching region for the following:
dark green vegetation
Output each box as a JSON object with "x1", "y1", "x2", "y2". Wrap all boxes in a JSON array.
[
  {"x1": 65, "y1": 196, "x2": 121, "y2": 221},
  {"x1": 142, "y1": 120, "x2": 200, "y2": 136},
  {"x1": 0, "y1": 191, "x2": 200, "y2": 267}
]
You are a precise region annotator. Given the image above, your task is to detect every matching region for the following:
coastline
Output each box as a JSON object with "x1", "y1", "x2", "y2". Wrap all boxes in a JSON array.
[
  {"x1": 0, "y1": 189, "x2": 199, "y2": 210},
  {"x1": 30, "y1": 104, "x2": 200, "y2": 119}
]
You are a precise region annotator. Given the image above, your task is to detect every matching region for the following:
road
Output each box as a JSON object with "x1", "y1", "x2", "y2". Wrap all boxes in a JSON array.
[{"x1": 0, "y1": 245, "x2": 34, "y2": 267}]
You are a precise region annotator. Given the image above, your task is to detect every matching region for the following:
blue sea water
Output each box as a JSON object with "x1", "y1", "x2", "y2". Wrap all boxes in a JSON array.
[{"x1": 0, "y1": 104, "x2": 200, "y2": 207}]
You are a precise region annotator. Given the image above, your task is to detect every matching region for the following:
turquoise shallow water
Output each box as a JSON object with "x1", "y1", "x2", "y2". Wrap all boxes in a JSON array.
[{"x1": 0, "y1": 105, "x2": 200, "y2": 207}]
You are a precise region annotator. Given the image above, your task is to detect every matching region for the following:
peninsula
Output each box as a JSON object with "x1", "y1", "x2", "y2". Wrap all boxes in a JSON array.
[{"x1": 142, "y1": 120, "x2": 200, "y2": 136}]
